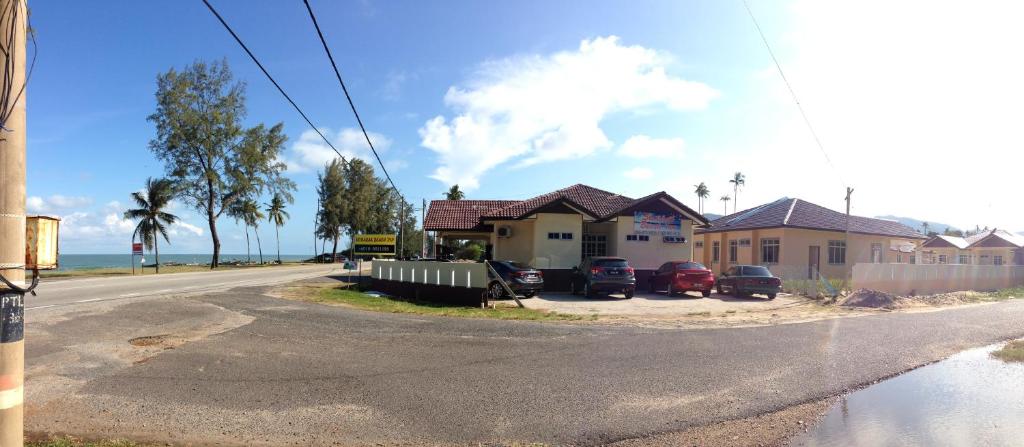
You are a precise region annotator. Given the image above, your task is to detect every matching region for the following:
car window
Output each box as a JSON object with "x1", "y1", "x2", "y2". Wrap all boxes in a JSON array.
[
  {"x1": 743, "y1": 266, "x2": 772, "y2": 276},
  {"x1": 659, "y1": 262, "x2": 673, "y2": 273},
  {"x1": 505, "y1": 261, "x2": 533, "y2": 269},
  {"x1": 594, "y1": 258, "x2": 629, "y2": 268},
  {"x1": 676, "y1": 262, "x2": 706, "y2": 270},
  {"x1": 727, "y1": 267, "x2": 739, "y2": 276}
]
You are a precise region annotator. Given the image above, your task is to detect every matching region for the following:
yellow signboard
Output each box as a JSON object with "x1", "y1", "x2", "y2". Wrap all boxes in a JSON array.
[{"x1": 353, "y1": 234, "x2": 397, "y2": 255}]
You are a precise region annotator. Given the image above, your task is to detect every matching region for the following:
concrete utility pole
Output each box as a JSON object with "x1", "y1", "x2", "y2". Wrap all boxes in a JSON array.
[
  {"x1": 844, "y1": 187, "x2": 854, "y2": 284},
  {"x1": 0, "y1": 0, "x2": 27, "y2": 445},
  {"x1": 421, "y1": 198, "x2": 426, "y2": 258}
]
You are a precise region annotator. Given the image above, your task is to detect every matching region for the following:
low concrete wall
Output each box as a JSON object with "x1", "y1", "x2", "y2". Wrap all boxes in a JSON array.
[
  {"x1": 370, "y1": 260, "x2": 487, "y2": 305},
  {"x1": 852, "y1": 263, "x2": 1024, "y2": 295}
]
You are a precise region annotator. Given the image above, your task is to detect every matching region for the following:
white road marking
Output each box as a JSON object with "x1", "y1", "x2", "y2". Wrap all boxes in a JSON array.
[
  {"x1": 118, "y1": 293, "x2": 141, "y2": 298},
  {"x1": 76, "y1": 298, "x2": 102, "y2": 303}
]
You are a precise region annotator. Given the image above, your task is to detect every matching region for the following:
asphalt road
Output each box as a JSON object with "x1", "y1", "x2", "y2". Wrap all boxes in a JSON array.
[
  {"x1": 29, "y1": 264, "x2": 345, "y2": 309},
  {"x1": 23, "y1": 279, "x2": 1024, "y2": 446}
]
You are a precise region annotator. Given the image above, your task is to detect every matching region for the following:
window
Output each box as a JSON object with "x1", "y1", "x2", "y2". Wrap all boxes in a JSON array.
[
  {"x1": 738, "y1": 238, "x2": 751, "y2": 247},
  {"x1": 761, "y1": 238, "x2": 780, "y2": 264},
  {"x1": 896, "y1": 253, "x2": 903, "y2": 263},
  {"x1": 959, "y1": 254, "x2": 971, "y2": 265},
  {"x1": 980, "y1": 255, "x2": 990, "y2": 265},
  {"x1": 626, "y1": 234, "x2": 650, "y2": 242},
  {"x1": 712, "y1": 241, "x2": 721, "y2": 263},
  {"x1": 561, "y1": 232, "x2": 573, "y2": 240},
  {"x1": 582, "y1": 234, "x2": 607, "y2": 259},
  {"x1": 995, "y1": 256, "x2": 1004, "y2": 266},
  {"x1": 938, "y1": 254, "x2": 947, "y2": 264},
  {"x1": 871, "y1": 243, "x2": 883, "y2": 263},
  {"x1": 548, "y1": 232, "x2": 573, "y2": 240},
  {"x1": 828, "y1": 240, "x2": 846, "y2": 264},
  {"x1": 728, "y1": 240, "x2": 738, "y2": 263},
  {"x1": 694, "y1": 241, "x2": 704, "y2": 249},
  {"x1": 547, "y1": 232, "x2": 560, "y2": 240},
  {"x1": 663, "y1": 236, "x2": 687, "y2": 243},
  {"x1": 910, "y1": 255, "x2": 916, "y2": 264}
]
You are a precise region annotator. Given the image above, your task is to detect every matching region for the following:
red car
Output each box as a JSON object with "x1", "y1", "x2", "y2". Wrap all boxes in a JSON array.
[{"x1": 647, "y1": 261, "x2": 715, "y2": 297}]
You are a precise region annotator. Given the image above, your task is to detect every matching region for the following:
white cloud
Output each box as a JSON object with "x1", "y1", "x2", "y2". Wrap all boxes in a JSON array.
[
  {"x1": 623, "y1": 167, "x2": 654, "y2": 180},
  {"x1": 26, "y1": 194, "x2": 93, "y2": 215},
  {"x1": 173, "y1": 221, "x2": 204, "y2": 237},
  {"x1": 283, "y1": 127, "x2": 393, "y2": 173},
  {"x1": 618, "y1": 135, "x2": 685, "y2": 159},
  {"x1": 419, "y1": 35, "x2": 718, "y2": 190}
]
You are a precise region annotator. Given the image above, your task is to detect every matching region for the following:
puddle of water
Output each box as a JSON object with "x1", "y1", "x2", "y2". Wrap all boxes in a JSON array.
[{"x1": 791, "y1": 342, "x2": 1024, "y2": 447}]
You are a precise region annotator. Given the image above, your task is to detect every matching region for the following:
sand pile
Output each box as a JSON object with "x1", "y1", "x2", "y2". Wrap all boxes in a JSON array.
[{"x1": 840, "y1": 289, "x2": 898, "y2": 309}]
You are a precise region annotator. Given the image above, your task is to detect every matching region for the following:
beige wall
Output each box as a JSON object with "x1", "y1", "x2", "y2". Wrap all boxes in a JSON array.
[
  {"x1": 531, "y1": 213, "x2": 583, "y2": 269},
  {"x1": 854, "y1": 263, "x2": 1024, "y2": 295},
  {"x1": 970, "y1": 247, "x2": 1017, "y2": 265},
  {"x1": 611, "y1": 216, "x2": 694, "y2": 270},
  {"x1": 491, "y1": 219, "x2": 535, "y2": 264}
]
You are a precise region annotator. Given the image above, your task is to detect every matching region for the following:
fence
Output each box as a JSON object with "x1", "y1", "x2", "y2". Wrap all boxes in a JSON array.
[
  {"x1": 852, "y1": 263, "x2": 1024, "y2": 295},
  {"x1": 370, "y1": 260, "x2": 488, "y2": 305}
]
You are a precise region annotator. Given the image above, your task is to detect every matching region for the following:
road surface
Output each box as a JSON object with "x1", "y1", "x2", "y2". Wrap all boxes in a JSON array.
[
  {"x1": 29, "y1": 263, "x2": 345, "y2": 309},
  {"x1": 23, "y1": 277, "x2": 1024, "y2": 446}
]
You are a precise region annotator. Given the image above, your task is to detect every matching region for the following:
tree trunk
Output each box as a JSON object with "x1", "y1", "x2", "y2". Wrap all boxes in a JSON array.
[
  {"x1": 733, "y1": 186, "x2": 738, "y2": 213},
  {"x1": 208, "y1": 209, "x2": 220, "y2": 269},
  {"x1": 321, "y1": 238, "x2": 327, "y2": 262},
  {"x1": 154, "y1": 229, "x2": 160, "y2": 274},
  {"x1": 255, "y1": 226, "x2": 263, "y2": 265},
  {"x1": 276, "y1": 225, "x2": 281, "y2": 264},
  {"x1": 331, "y1": 234, "x2": 339, "y2": 263}
]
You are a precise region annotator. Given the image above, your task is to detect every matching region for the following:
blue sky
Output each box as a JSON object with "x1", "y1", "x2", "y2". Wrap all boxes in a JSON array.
[{"x1": 27, "y1": 1, "x2": 1024, "y2": 254}]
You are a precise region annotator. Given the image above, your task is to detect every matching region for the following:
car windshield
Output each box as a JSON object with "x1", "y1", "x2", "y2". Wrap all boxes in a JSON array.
[
  {"x1": 503, "y1": 261, "x2": 533, "y2": 269},
  {"x1": 593, "y1": 259, "x2": 629, "y2": 268},
  {"x1": 677, "y1": 262, "x2": 706, "y2": 270},
  {"x1": 743, "y1": 266, "x2": 772, "y2": 276}
]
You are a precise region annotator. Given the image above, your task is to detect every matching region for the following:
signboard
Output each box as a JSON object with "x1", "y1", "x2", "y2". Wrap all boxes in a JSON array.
[
  {"x1": 634, "y1": 211, "x2": 682, "y2": 236},
  {"x1": 353, "y1": 234, "x2": 397, "y2": 256},
  {"x1": 132, "y1": 243, "x2": 143, "y2": 255}
]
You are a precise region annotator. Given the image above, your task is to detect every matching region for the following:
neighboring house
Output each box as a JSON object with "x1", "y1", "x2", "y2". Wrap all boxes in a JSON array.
[
  {"x1": 692, "y1": 198, "x2": 926, "y2": 280},
  {"x1": 422, "y1": 184, "x2": 708, "y2": 290},
  {"x1": 918, "y1": 229, "x2": 1024, "y2": 265}
]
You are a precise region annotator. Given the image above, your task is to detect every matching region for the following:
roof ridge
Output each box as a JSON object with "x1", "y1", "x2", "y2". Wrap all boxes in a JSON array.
[{"x1": 782, "y1": 198, "x2": 798, "y2": 225}]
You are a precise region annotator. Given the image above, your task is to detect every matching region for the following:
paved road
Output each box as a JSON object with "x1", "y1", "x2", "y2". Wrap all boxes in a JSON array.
[
  {"x1": 23, "y1": 279, "x2": 1024, "y2": 446},
  {"x1": 29, "y1": 264, "x2": 345, "y2": 309}
]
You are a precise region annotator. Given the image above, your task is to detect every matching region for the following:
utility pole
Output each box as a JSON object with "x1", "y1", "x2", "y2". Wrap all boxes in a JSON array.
[
  {"x1": 844, "y1": 187, "x2": 854, "y2": 285},
  {"x1": 0, "y1": 1, "x2": 27, "y2": 444},
  {"x1": 421, "y1": 198, "x2": 427, "y2": 258}
]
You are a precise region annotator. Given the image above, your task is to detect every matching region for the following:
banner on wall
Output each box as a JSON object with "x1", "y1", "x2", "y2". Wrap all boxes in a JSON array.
[{"x1": 634, "y1": 211, "x2": 682, "y2": 236}]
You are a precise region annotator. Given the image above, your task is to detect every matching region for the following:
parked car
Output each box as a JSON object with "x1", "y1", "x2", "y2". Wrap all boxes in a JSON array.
[
  {"x1": 570, "y1": 257, "x2": 636, "y2": 299},
  {"x1": 486, "y1": 260, "x2": 544, "y2": 298},
  {"x1": 715, "y1": 265, "x2": 782, "y2": 299},
  {"x1": 648, "y1": 261, "x2": 715, "y2": 297}
]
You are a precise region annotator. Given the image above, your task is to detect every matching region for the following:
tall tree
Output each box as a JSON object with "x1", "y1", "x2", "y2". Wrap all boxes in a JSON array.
[
  {"x1": 317, "y1": 159, "x2": 346, "y2": 259},
  {"x1": 266, "y1": 194, "x2": 290, "y2": 264},
  {"x1": 123, "y1": 178, "x2": 179, "y2": 273},
  {"x1": 227, "y1": 200, "x2": 252, "y2": 263},
  {"x1": 240, "y1": 199, "x2": 266, "y2": 264},
  {"x1": 720, "y1": 195, "x2": 731, "y2": 215},
  {"x1": 729, "y1": 172, "x2": 745, "y2": 213},
  {"x1": 921, "y1": 221, "x2": 930, "y2": 236},
  {"x1": 445, "y1": 184, "x2": 465, "y2": 200},
  {"x1": 147, "y1": 59, "x2": 291, "y2": 268},
  {"x1": 694, "y1": 182, "x2": 709, "y2": 214}
]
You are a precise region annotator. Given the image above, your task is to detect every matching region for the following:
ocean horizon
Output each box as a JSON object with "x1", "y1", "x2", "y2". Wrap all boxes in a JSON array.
[{"x1": 56, "y1": 253, "x2": 313, "y2": 271}]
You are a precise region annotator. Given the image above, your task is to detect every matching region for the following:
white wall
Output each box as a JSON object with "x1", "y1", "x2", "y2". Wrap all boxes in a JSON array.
[
  {"x1": 853, "y1": 263, "x2": 1024, "y2": 295},
  {"x1": 612, "y1": 215, "x2": 694, "y2": 270}
]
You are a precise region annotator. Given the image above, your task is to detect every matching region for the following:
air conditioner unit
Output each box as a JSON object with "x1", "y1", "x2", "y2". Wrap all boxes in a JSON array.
[{"x1": 497, "y1": 226, "x2": 513, "y2": 238}]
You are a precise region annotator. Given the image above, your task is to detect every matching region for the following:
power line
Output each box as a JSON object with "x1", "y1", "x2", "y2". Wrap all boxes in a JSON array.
[
  {"x1": 301, "y1": 0, "x2": 399, "y2": 194},
  {"x1": 741, "y1": 0, "x2": 845, "y2": 188},
  {"x1": 200, "y1": 0, "x2": 348, "y2": 164}
]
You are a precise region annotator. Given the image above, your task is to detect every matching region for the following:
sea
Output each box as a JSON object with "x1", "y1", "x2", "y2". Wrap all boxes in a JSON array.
[{"x1": 57, "y1": 254, "x2": 312, "y2": 271}]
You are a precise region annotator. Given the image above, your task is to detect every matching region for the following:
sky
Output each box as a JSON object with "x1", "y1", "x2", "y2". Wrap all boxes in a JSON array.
[{"x1": 26, "y1": 0, "x2": 1024, "y2": 255}]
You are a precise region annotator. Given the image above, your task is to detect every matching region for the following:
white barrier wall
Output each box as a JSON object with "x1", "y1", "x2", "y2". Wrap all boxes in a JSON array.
[
  {"x1": 371, "y1": 260, "x2": 488, "y2": 288},
  {"x1": 852, "y1": 263, "x2": 1024, "y2": 295}
]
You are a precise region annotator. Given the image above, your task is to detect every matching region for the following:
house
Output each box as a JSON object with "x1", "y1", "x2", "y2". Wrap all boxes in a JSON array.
[
  {"x1": 422, "y1": 184, "x2": 708, "y2": 290},
  {"x1": 917, "y1": 229, "x2": 1024, "y2": 265},
  {"x1": 692, "y1": 198, "x2": 926, "y2": 280}
]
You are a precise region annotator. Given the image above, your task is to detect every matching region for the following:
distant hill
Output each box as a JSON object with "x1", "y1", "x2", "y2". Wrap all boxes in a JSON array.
[
  {"x1": 703, "y1": 213, "x2": 722, "y2": 221},
  {"x1": 874, "y1": 215, "x2": 959, "y2": 234}
]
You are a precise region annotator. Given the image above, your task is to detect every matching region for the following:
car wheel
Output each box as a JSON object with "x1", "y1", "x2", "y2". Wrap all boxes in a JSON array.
[
  {"x1": 702, "y1": 289, "x2": 711, "y2": 298},
  {"x1": 716, "y1": 284, "x2": 724, "y2": 294},
  {"x1": 489, "y1": 282, "x2": 504, "y2": 299},
  {"x1": 767, "y1": 293, "x2": 777, "y2": 300},
  {"x1": 523, "y1": 292, "x2": 535, "y2": 298},
  {"x1": 584, "y1": 283, "x2": 594, "y2": 299},
  {"x1": 624, "y1": 290, "x2": 634, "y2": 299},
  {"x1": 666, "y1": 283, "x2": 675, "y2": 297}
]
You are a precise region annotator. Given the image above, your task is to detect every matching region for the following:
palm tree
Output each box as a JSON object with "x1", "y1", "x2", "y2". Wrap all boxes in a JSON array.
[
  {"x1": 266, "y1": 194, "x2": 290, "y2": 264},
  {"x1": 720, "y1": 195, "x2": 731, "y2": 215},
  {"x1": 694, "y1": 182, "x2": 710, "y2": 214},
  {"x1": 921, "y1": 221, "x2": 930, "y2": 235},
  {"x1": 445, "y1": 185, "x2": 465, "y2": 200},
  {"x1": 241, "y1": 199, "x2": 266, "y2": 264},
  {"x1": 729, "y1": 172, "x2": 745, "y2": 213},
  {"x1": 123, "y1": 178, "x2": 178, "y2": 273},
  {"x1": 228, "y1": 201, "x2": 252, "y2": 264}
]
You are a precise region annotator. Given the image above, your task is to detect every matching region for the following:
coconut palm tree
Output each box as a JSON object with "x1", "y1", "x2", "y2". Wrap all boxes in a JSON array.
[
  {"x1": 241, "y1": 199, "x2": 266, "y2": 264},
  {"x1": 123, "y1": 177, "x2": 178, "y2": 273},
  {"x1": 265, "y1": 194, "x2": 290, "y2": 264},
  {"x1": 729, "y1": 172, "x2": 745, "y2": 213},
  {"x1": 445, "y1": 184, "x2": 465, "y2": 200},
  {"x1": 694, "y1": 182, "x2": 710, "y2": 214},
  {"x1": 228, "y1": 200, "x2": 252, "y2": 264},
  {"x1": 720, "y1": 195, "x2": 731, "y2": 215}
]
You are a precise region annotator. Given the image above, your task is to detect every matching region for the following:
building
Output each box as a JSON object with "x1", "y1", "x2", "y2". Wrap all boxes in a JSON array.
[
  {"x1": 917, "y1": 229, "x2": 1024, "y2": 265},
  {"x1": 422, "y1": 184, "x2": 708, "y2": 289},
  {"x1": 692, "y1": 198, "x2": 926, "y2": 280}
]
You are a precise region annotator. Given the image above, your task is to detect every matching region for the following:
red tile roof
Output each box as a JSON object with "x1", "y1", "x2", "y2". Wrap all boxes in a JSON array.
[
  {"x1": 696, "y1": 198, "x2": 926, "y2": 239},
  {"x1": 424, "y1": 184, "x2": 707, "y2": 231}
]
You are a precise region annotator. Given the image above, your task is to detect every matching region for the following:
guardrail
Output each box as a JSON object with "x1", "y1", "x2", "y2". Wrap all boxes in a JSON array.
[{"x1": 371, "y1": 260, "x2": 488, "y2": 289}]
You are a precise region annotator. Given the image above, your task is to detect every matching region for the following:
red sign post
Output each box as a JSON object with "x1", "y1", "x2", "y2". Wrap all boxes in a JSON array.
[{"x1": 132, "y1": 242, "x2": 143, "y2": 274}]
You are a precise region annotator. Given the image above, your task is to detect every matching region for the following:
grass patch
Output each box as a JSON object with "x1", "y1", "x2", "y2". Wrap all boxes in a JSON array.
[
  {"x1": 41, "y1": 262, "x2": 306, "y2": 279},
  {"x1": 27, "y1": 437, "x2": 139, "y2": 447},
  {"x1": 316, "y1": 287, "x2": 584, "y2": 321},
  {"x1": 992, "y1": 340, "x2": 1024, "y2": 363},
  {"x1": 986, "y1": 287, "x2": 1024, "y2": 300}
]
